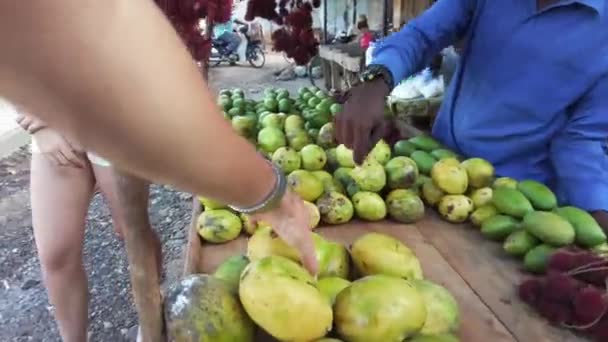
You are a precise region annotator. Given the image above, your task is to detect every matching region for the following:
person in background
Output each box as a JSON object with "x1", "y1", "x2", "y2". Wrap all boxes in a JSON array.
[
  {"x1": 357, "y1": 20, "x2": 373, "y2": 50},
  {"x1": 335, "y1": 0, "x2": 608, "y2": 231},
  {"x1": 214, "y1": 15, "x2": 248, "y2": 59},
  {"x1": 15, "y1": 112, "x2": 161, "y2": 342}
]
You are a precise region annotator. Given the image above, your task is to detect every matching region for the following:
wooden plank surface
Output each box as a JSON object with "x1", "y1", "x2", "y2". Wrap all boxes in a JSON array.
[
  {"x1": 194, "y1": 221, "x2": 514, "y2": 342},
  {"x1": 417, "y1": 212, "x2": 587, "y2": 342}
]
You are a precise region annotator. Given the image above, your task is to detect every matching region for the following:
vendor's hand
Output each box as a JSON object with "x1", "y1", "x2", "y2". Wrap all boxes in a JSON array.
[
  {"x1": 334, "y1": 78, "x2": 391, "y2": 164},
  {"x1": 33, "y1": 129, "x2": 86, "y2": 168},
  {"x1": 251, "y1": 190, "x2": 319, "y2": 274}
]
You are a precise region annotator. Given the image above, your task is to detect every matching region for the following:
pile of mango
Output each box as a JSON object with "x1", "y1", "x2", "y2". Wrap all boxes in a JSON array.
[
  {"x1": 396, "y1": 136, "x2": 608, "y2": 274},
  {"x1": 197, "y1": 88, "x2": 426, "y2": 244},
  {"x1": 164, "y1": 232, "x2": 461, "y2": 342}
]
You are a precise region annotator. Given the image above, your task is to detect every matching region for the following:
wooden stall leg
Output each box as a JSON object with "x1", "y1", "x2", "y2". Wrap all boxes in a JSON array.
[
  {"x1": 321, "y1": 58, "x2": 332, "y2": 91},
  {"x1": 330, "y1": 61, "x2": 342, "y2": 92},
  {"x1": 183, "y1": 197, "x2": 202, "y2": 275},
  {"x1": 113, "y1": 170, "x2": 164, "y2": 342}
]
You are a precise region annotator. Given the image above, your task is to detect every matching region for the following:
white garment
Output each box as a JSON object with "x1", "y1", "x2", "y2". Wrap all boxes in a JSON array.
[
  {"x1": 31, "y1": 136, "x2": 111, "y2": 167},
  {"x1": 236, "y1": 31, "x2": 248, "y2": 62}
]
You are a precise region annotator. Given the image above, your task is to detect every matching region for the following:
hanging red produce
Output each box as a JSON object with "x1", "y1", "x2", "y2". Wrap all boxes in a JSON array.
[
  {"x1": 246, "y1": 0, "x2": 320, "y2": 65},
  {"x1": 154, "y1": 0, "x2": 234, "y2": 62}
]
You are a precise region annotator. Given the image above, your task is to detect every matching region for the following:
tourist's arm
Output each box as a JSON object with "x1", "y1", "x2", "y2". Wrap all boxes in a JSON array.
[
  {"x1": 0, "y1": 0, "x2": 274, "y2": 208},
  {"x1": 550, "y1": 76, "x2": 608, "y2": 232},
  {"x1": 0, "y1": 0, "x2": 318, "y2": 271}
]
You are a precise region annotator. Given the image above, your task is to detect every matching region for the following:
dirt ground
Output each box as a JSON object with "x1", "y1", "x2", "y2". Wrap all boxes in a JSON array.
[{"x1": 0, "y1": 52, "x2": 310, "y2": 342}]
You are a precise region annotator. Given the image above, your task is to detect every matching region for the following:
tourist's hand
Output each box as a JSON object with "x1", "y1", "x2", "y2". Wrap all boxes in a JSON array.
[
  {"x1": 32, "y1": 129, "x2": 86, "y2": 168},
  {"x1": 16, "y1": 114, "x2": 46, "y2": 134},
  {"x1": 251, "y1": 190, "x2": 319, "y2": 274},
  {"x1": 334, "y1": 78, "x2": 391, "y2": 164}
]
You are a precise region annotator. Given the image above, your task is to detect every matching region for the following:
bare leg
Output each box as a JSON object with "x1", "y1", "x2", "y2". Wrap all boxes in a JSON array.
[
  {"x1": 30, "y1": 155, "x2": 95, "y2": 342},
  {"x1": 112, "y1": 169, "x2": 163, "y2": 342},
  {"x1": 92, "y1": 165, "x2": 162, "y2": 273}
]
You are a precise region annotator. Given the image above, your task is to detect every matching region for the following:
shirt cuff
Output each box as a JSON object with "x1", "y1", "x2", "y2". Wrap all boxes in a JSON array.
[{"x1": 371, "y1": 47, "x2": 409, "y2": 88}]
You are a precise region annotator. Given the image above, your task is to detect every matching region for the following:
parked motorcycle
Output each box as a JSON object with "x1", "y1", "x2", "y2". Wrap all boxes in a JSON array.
[{"x1": 209, "y1": 25, "x2": 265, "y2": 68}]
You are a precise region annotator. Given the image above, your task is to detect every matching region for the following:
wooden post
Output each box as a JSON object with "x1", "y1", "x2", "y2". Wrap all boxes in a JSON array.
[
  {"x1": 330, "y1": 61, "x2": 342, "y2": 92},
  {"x1": 200, "y1": 3, "x2": 217, "y2": 81},
  {"x1": 183, "y1": 198, "x2": 203, "y2": 275},
  {"x1": 321, "y1": 58, "x2": 332, "y2": 91},
  {"x1": 114, "y1": 171, "x2": 163, "y2": 342},
  {"x1": 200, "y1": 19, "x2": 213, "y2": 81},
  {"x1": 323, "y1": 0, "x2": 328, "y2": 43},
  {"x1": 393, "y1": 0, "x2": 403, "y2": 29},
  {"x1": 383, "y1": 0, "x2": 390, "y2": 36}
]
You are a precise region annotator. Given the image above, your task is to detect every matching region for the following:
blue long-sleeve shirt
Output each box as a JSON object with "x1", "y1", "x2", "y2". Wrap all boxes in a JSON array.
[{"x1": 373, "y1": 0, "x2": 608, "y2": 212}]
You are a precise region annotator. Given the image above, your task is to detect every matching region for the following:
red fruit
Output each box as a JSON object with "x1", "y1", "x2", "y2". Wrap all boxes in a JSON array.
[
  {"x1": 302, "y1": 2, "x2": 312, "y2": 12},
  {"x1": 574, "y1": 250, "x2": 602, "y2": 267},
  {"x1": 286, "y1": 9, "x2": 312, "y2": 28},
  {"x1": 537, "y1": 297, "x2": 572, "y2": 324},
  {"x1": 573, "y1": 286, "x2": 608, "y2": 326},
  {"x1": 548, "y1": 250, "x2": 580, "y2": 272},
  {"x1": 590, "y1": 315, "x2": 608, "y2": 341},
  {"x1": 519, "y1": 278, "x2": 544, "y2": 305},
  {"x1": 245, "y1": 2, "x2": 256, "y2": 21},
  {"x1": 544, "y1": 271, "x2": 581, "y2": 303},
  {"x1": 215, "y1": 0, "x2": 233, "y2": 23}
]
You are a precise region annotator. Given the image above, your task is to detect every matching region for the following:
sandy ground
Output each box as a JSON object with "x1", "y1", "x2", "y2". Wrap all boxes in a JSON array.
[{"x1": 0, "y1": 52, "x2": 310, "y2": 342}]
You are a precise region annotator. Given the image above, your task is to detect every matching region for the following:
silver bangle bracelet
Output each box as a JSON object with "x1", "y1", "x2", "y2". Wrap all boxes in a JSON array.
[{"x1": 228, "y1": 161, "x2": 286, "y2": 215}]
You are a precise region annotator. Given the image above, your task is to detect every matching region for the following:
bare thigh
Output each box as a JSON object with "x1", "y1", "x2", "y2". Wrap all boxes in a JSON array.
[{"x1": 30, "y1": 154, "x2": 96, "y2": 270}]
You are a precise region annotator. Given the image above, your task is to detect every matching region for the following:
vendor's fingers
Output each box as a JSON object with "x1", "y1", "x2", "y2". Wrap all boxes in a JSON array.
[
  {"x1": 370, "y1": 120, "x2": 389, "y2": 146},
  {"x1": 342, "y1": 115, "x2": 357, "y2": 150},
  {"x1": 353, "y1": 123, "x2": 373, "y2": 164},
  {"x1": 333, "y1": 110, "x2": 347, "y2": 145}
]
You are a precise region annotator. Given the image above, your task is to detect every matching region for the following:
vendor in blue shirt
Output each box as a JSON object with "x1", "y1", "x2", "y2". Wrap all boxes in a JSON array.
[{"x1": 335, "y1": 0, "x2": 608, "y2": 231}]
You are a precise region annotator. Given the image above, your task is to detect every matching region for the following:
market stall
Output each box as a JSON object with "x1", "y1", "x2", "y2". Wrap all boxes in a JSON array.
[
  {"x1": 122, "y1": 2, "x2": 607, "y2": 342},
  {"x1": 151, "y1": 84, "x2": 608, "y2": 341}
]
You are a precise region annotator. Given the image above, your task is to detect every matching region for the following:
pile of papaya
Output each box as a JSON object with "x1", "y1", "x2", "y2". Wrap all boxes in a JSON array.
[
  {"x1": 196, "y1": 88, "x2": 428, "y2": 246},
  {"x1": 164, "y1": 232, "x2": 461, "y2": 342}
]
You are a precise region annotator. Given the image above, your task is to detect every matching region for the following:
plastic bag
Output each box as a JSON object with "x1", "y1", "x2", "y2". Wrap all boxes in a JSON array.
[
  {"x1": 418, "y1": 76, "x2": 445, "y2": 99},
  {"x1": 365, "y1": 43, "x2": 375, "y2": 66},
  {"x1": 236, "y1": 32, "x2": 247, "y2": 62},
  {"x1": 390, "y1": 81, "x2": 421, "y2": 100}
]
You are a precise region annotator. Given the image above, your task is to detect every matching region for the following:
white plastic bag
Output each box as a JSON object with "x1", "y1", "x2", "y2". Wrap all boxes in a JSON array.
[
  {"x1": 365, "y1": 43, "x2": 375, "y2": 66},
  {"x1": 236, "y1": 32, "x2": 247, "y2": 62},
  {"x1": 390, "y1": 81, "x2": 421, "y2": 100},
  {"x1": 418, "y1": 75, "x2": 445, "y2": 99}
]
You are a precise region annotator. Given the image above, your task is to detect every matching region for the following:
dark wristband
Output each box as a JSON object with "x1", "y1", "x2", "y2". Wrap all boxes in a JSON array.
[{"x1": 361, "y1": 64, "x2": 395, "y2": 91}]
